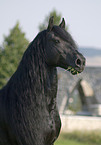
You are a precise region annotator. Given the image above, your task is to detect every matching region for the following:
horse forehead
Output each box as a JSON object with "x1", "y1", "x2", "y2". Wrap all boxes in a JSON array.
[{"x1": 52, "y1": 26, "x2": 70, "y2": 40}]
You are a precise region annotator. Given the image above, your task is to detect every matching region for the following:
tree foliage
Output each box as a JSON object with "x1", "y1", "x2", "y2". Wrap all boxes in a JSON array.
[
  {"x1": 0, "y1": 22, "x2": 29, "y2": 88},
  {"x1": 38, "y1": 9, "x2": 68, "y2": 31}
]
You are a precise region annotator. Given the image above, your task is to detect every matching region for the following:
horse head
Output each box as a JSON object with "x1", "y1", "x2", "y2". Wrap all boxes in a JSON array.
[{"x1": 45, "y1": 17, "x2": 85, "y2": 75}]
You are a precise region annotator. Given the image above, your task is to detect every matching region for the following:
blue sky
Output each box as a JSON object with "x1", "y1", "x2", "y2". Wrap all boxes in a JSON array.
[{"x1": 0, "y1": 0, "x2": 101, "y2": 49}]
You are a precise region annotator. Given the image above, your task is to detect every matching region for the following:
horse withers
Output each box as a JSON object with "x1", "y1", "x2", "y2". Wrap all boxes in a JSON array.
[{"x1": 0, "y1": 17, "x2": 85, "y2": 145}]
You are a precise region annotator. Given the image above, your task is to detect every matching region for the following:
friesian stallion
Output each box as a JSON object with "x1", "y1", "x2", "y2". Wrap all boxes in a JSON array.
[{"x1": 0, "y1": 17, "x2": 85, "y2": 145}]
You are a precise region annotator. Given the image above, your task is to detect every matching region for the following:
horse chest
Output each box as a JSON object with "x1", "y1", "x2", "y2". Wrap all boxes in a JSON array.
[
  {"x1": 42, "y1": 70, "x2": 61, "y2": 144},
  {"x1": 43, "y1": 109, "x2": 61, "y2": 145}
]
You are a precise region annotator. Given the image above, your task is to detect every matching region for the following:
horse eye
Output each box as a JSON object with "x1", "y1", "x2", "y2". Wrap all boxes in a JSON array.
[{"x1": 54, "y1": 39, "x2": 60, "y2": 43}]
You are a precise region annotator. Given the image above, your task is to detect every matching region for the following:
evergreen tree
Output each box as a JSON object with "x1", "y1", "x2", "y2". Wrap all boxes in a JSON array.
[{"x1": 0, "y1": 22, "x2": 29, "y2": 88}]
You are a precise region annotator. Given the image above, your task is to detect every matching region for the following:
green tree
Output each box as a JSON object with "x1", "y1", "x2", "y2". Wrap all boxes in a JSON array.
[
  {"x1": 39, "y1": 9, "x2": 68, "y2": 31},
  {"x1": 0, "y1": 22, "x2": 29, "y2": 88}
]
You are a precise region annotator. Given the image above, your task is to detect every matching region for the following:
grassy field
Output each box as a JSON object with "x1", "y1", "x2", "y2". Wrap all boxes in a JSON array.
[
  {"x1": 54, "y1": 131, "x2": 101, "y2": 145},
  {"x1": 55, "y1": 138, "x2": 90, "y2": 145}
]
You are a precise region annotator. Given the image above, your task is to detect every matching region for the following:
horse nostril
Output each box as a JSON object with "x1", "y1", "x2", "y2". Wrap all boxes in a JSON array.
[{"x1": 75, "y1": 58, "x2": 81, "y2": 67}]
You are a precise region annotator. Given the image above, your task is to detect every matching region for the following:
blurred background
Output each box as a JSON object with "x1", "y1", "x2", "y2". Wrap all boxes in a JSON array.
[{"x1": 0, "y1": 0, "x2": 101, "y2": 145}]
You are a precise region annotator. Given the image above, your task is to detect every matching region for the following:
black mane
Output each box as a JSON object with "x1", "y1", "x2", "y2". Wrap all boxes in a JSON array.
[{"x1": 7, "y1": 30, "x2": 50, "y2": 104}]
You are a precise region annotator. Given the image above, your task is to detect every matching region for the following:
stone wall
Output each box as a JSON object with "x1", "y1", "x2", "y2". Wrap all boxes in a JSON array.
[
  {"x1": 57, "y1": 67, "x2": 101, "y2": 112},
  {"x1": 60, "y1": 115, "x2": 101, "y2": 132}
]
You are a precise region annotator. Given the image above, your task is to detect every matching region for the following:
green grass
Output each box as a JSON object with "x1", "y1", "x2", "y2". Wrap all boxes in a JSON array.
[
  {"x1": 55, "y1": 138, "x2": 90, "y2": 145},
  {"x1": 54, "y1": 131, "x2": 101, "y2": 145}
]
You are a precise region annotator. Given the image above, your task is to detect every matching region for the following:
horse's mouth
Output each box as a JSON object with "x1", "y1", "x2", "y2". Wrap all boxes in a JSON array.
[{"x1": 66, "y1": 66, "x2": 82, "y2": 75}]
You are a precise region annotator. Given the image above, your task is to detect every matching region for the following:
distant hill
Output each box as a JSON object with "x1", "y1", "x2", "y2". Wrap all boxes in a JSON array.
[{"x1": 79, "y1": 47, "x2": 101, "y2": 57}]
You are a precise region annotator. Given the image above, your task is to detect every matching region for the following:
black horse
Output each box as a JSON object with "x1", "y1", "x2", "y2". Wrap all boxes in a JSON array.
[{"x1": 0, "y1": 17, "x2": 85, "y2": 145}]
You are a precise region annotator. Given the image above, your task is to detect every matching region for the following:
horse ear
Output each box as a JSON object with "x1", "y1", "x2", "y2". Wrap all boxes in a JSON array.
[
  {"x1": 59, "y1": 18, "x2": 65, "y2": 29},
  {"x1": 47, "y1": 16, "x2": 54, "y2": 31}
]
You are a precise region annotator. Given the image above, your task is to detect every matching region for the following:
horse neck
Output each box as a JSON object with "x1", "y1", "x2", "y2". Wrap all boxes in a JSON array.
[{"x1": 12, "y1": 34, "x2": 58, "y2": 105}]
